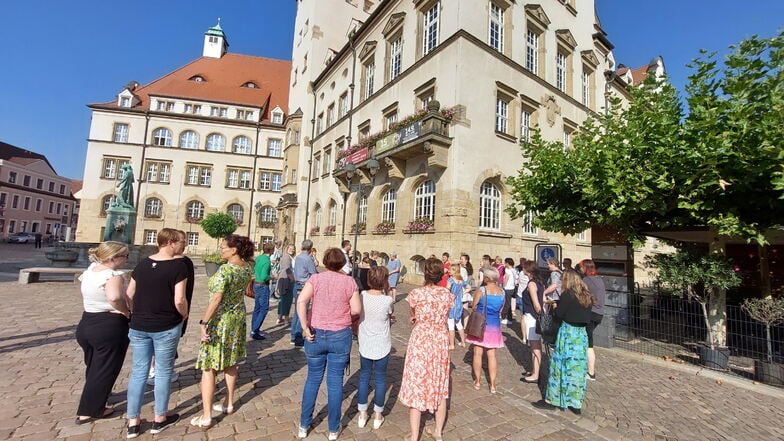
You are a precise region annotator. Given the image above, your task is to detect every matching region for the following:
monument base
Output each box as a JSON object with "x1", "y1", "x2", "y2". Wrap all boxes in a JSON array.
[{"x1": 104, "y1": 207, "x2": 137, "y2": 244}]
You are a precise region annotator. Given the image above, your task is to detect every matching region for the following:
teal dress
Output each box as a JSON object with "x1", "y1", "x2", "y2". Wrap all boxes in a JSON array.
[{"x1": 196, "y1": 262, "x2": 252, "y2": 371}]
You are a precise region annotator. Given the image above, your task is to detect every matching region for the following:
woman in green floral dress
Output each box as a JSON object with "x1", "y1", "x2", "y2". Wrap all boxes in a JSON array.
[{"x1": 191, "y1": 235, "x2": 255, "y2": 429}]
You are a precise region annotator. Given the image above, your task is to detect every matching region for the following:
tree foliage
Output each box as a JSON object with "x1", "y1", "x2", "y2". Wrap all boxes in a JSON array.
[
  {"x1": 199, "y1": 211, "x2": 238, "y2": 240},
  {"x1": 506, "y1": 31, "x2": 784, "y2": 245}
]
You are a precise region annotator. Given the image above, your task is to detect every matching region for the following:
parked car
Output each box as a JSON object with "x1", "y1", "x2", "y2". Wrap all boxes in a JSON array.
[{"x1": 8, "y1": 232, "x2": 36, "y2": 243}]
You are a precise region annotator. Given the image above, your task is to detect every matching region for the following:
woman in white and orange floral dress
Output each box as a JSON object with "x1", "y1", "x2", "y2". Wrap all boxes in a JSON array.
[{"x1": 400, "y1": 258, "x2": 454, "y2": 441}]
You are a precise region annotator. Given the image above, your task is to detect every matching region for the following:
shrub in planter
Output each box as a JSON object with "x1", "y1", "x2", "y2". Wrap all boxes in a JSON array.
[
  {"x1": 742, "y1": 297, "x2": 784, "y2": 385},
  {"x1": 199, "y1": 211, "x2": 238, "y2": 276}
]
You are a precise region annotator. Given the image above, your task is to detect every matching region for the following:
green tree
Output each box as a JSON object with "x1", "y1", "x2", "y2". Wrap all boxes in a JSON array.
[
  {"x1": 506, "y1": 32, "x2": 784, "y2": 347},
  {"x1": 200, "y1": 211, "x2": 238, "y2": 246}
]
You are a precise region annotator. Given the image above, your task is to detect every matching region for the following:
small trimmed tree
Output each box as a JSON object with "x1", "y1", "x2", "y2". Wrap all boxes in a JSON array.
[
  {"x1": 742, "y1": 297, "x2": 784, "y2": 363},
  {"x1": 200, "y1": 211, "x2": 238, "y2": 247}
]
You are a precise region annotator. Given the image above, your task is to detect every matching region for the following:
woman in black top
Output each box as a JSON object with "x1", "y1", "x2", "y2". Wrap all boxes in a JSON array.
[
  {"x1": 520, "y1": 261, "x2": 545, "y2": 383},
  {"x1": 534, "y1": 269, "x2": 593, "y2": 414}
]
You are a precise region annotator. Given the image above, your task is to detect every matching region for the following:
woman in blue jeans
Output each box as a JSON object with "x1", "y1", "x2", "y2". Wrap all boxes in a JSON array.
[
  {"x1": 356, "y1": 266, "x2": 395, "y2": 429},
  {"x1": 296, "y1": 248, "x2": 361, "y2": 440},
  {"x1": 125, "y1": 229, "x2": 189, "y2": 439}
]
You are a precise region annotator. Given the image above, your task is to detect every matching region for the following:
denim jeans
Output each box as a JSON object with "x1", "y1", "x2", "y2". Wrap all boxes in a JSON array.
[
  {"x1": 290, "y1": 283, "x2": 305, "y2": 345},
  {"x1": 300, "y1": 326, "x2": 352, "y2": 432},
  {"x1": 126, "y1": 323, "x2": 182, "y2": 418},
  {"x1": 250, "y1": 283, "x2": 270, "y2": 334},
  {"x1": 357, "y1": 354, "x2": 389, "y2": 413}
]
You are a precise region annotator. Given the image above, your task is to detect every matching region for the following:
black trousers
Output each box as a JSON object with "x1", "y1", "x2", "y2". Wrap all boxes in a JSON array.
[
  {"x1": 502, "y1": 289, "x2": 516, "y2": 321},
  {"x1": 75, "y1": 312, "x2": 129, "y2": 417}
]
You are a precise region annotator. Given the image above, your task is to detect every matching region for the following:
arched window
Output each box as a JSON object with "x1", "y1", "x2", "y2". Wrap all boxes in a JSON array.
[
  {"x1": 186, "y1": 200, "x2": 204, "y2": 220},
  {"x1": 152, "y1": 128, "x2": 172, "y2": 146},
  {"x1": 144, "y1": 197, "x2": 163, "y2": 218},
  {"x1": 479, "y1": 181, "x2": 501, "y2": 230},
  {"x1": 328, "y1": 201, "x2": 337, "y2": 226},
  {"x1": 100, "y1": 195, "x2": 113, "y2": 216},
  {"x1": 414, "y1": 180, "x2": 436, "y2": 220},
  {"x1": 314, "y1": 205, "x2": 322, "y2": 231},
  {"x1": 381, "y1": 189, "x2": 396, "y2": 223},
  {"x1": 233, "y1": 136, "x2": 252, "y2": 154},
  {"x1": 259, "y1": 205, "x2": 276, "y2": 224},
  {"x1": 358, "y1": 195, "x2": 368, "y2": 223},
  {"x1": 206, "y1": 133, "x2": 225, "y2": 151},
  {"x1": 227, "y1": 203, "x2": 244, "y2": 223},
  {"x1": 179, "y1": 130, "x2": 199, "y2": 149}
]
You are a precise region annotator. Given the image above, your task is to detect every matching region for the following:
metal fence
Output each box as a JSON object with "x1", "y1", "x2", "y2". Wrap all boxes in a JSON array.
[{"x1": 608, "y1": 287, "x2": 784, "y2": 384}]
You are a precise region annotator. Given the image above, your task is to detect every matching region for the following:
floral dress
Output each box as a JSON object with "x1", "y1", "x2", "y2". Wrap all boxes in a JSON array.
[
  {"x1": 196, "y1": 262, "x2": 252, "y2": 371},
  {"x1": 399, "y1": 285, "x2": 454, "y2": 412}
]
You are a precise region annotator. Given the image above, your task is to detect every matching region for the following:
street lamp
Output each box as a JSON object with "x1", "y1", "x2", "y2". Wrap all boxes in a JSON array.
[{"x1": 346, "y1": 158, "x2": 379, "y2": 264}]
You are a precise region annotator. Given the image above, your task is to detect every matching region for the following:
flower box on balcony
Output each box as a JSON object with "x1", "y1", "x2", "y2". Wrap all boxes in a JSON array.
[{"x1": 402, "y1": 229, "x2": 435, "y2": 234}]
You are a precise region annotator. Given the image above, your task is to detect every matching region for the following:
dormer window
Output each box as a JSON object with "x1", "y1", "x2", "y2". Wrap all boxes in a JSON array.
[
  {"x1": 189, "y1": 75, "x2": 206, "y2": 82},
  {"x1": 271, "y1": 111, "x2": 283, "y2": 124},
  {"x1": 242, "y1": 81, "x2": 258, "y2": 89},
  {"x1": 120, "y1": 97, "x2": 131, "y2": 107}
]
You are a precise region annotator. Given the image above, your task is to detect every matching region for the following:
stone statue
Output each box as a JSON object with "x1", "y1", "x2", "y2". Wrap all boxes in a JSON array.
[{"x1": 113, "y1": 164, "x2": 135, "y2": 209}]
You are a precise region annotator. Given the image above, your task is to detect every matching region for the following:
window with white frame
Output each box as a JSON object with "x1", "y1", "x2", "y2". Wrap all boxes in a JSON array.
[
  {"x1": 144, "y1": 229, "x2": 158, "y2": 245},
  {"x1": 563, "y1": 128, "x2": 572, "y2": 148},
  {"x1": 316, "y1": 113, "x2": 324, "y2": 134},
  {"x1": 144, "y1": 197, "x2": 163, "y2": 217},
  {"x1": 186, "y1": 200, "x2": 205, "y2": 220},
  {"x1": 479, "y1": 181, "x2": 501, "y2": 230},
  {"x1": 206, "y1": 133, "x2": 225, "y2": 151},
  {"x1": 522, "y1": 209, "x2": 538, "y2": 235},
  {"x1": 489, "y1": 2, "x2": 504, "y2": 52},
  {"x1": 338, "y1": 92, "x2": 348, "y2": 117},
  {"x1": 259, "y1": 205, "x2": 276, "y2": 224},
  {"x1": 187, "y1": 232, "x2": 199, "y2": 246},
  {"x1": 267, "y1": 139, "x2": 282, "y2": 157},
  {"x1": 100, "y1": 196, "x2": 112, "y2": 215},
  {"x1": 582, "y1": 68, "x2": 592, "y2": 107},
  {"x1": 233, "y1": 136, "x2": 252, "y2": 154},
  {"x1": 326, "y1": 103, "x2": 335, "y2": 126},
  {"x1": 23, "y1": 197, "x2": 30, "y2": 210},
  {"x1": 102, "y1": 157, "x2": 130, "y2": 179},
  {"x1": 35, "y1": 198, "x2": 42, "y2": 212},
  {"x1": 314, "y1": 205, "x2": 322, "y2": 229},
  {"x1": 520, "y1": 109, "x2": 532, "y2": 143},
  {"x1": 495, "y1": 95, "x2": 509, "y2": 133},
  {"x1": 576, "y1": 230, "x2": 587, "y2": 241},
  {"x1": 226, "y1": 168, "x2": 252, "y2": 189},
  {"x1": 271, "y1": 173, "x2": 282, "y2": 191},
  {"x1": 389, "y1": 36, "x2": 403, "y2": 80},
  {"x1": 185, "y1": 165, "x2": 211, "y2": 186},
  {"x1": 556, "y1": 51, "x2": 567, "y2": 92},
  {"x1": 113, "y1": 123, "x2": 129, "y2": 143},
  {"x1": 358, "y1": 195, "x2": 368, "y2": 223},
  {"x1": 152, "y1": 128, "x2": 172, "y2": 146},
  {"x1": 414, "y1": 180, "x2": 436, "y2": 220},
  {"x1": 210, "y1": 106, "x2": 228, "y2": 117},
  {"x1": 312, "y1": 155, "x2": 321, "y2": 178},
  {"x1": 328, "y1": 202, "x2": 337, "y2": 226},
  {"x1": 272, "y1": 111, "x2": 284, "y2": 124},
  {"x1": 363, "y1": 60, "x2": 375, "y2": 99},
  {"x1": 48, "y1": 182, "x2": 54, "y2": 192},
  {"x1": 525, "y1": 29, "x2": 539, "y2": 74},
  {"x1": 179, "y1": 130, "x2": 199, "y2": 149},
  {"x1": 385, "y1": 111, "x2": 398, "y2": 130},
  {"x1": 227, "y1": 204, "x2": 244, "y2": 223},
  {"x1": 145, "y1": 161, "x2": 171, "y2": 183},
  {"x1": 120, "y1": 96, "x2": 131, "y2": 107},
  {"x1": 382, "y1": 188, "x2": 396, "y2": 222},
  {"x1": 7, "y1": 171, "x2": 16, "y2": 184},
  {"x1": 423, "y1": 2, "x2": 440, "y2": 55},
  {"x1": 323, "y1": 149, "x2": 332, "y2": 175},
  {"x1": 11, "y1": 195, "x2": 19, "y2": 209}
]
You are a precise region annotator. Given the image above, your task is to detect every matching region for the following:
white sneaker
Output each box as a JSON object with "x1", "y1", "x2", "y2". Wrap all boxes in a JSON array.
[
  {"x1": 373, "y1": 417, "x2": 385, "y2": 429},
  {"x1": 328, "y1": 432, "x2": 339, "y2": 440},
  {"x1": 297, "y1": 426, "x2": 308, "y2": 438},
  {"x1": 146, "y1": 371, "x2": 179, "y2": 386},
  {"x1": 357, "y1": 414, "x2": 367, "y2": 428}
]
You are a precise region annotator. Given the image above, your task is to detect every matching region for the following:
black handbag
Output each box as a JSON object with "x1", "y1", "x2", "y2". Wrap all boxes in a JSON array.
[
  {"x1": 535, "y1": 304, "x2": 560, "y2": 344},
  {"x1": 465, "y1": 288, "x2": 488, "y2": 339}
]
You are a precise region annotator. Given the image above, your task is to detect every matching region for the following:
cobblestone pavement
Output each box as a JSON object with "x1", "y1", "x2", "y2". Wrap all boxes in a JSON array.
[{"x1": 1, "y1": 269, "x2": 783, "y2": 441}]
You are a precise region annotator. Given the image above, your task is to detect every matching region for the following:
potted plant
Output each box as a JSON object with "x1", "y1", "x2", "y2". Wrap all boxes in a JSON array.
[
  {"x1": 405, "y1": 217, "x2": 434, "y2": 233},
  {"x1": 647, "y1": 248, "x2": 741, "y2": 369},
  {"x1": 309, "y1": 226, "x2": 320, "y2": 236},
  {"x1": 741, "y1": 297, "x2": 784, "y2": 385},
  {"x1": 350, "y1": 222, "x2": 366, "y2": 234},
  {"x1": 324, "y1": 225, "x2": 336, "y2": 235},
  {"x1": 374, "y1": 220, "x2": 395, "y2": 234},
  {"x1": 199, "y1": 211, "x2": 237, "y2": 276}
]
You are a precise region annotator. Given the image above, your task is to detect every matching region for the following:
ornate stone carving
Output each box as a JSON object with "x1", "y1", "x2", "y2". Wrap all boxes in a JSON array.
[{"x1": 542, "y1": 95, "x2": 561, "y2": 127}]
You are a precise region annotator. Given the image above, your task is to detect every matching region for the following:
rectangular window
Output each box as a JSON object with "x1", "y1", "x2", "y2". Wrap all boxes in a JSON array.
[
  {"x1": 312, "y1": 155, "x2": 321, "y2": 179},
  {"x1": 272, "y1": 173, "x2": 282, "y2": 191},
  {"x1": 582, "y1": 69, "x2": 593, "y2": 107},
  {"x1": 120, "y1": 97, "x2": 131, "y2": 107},
  {"x1": 59, "y1": 184, "x2": 66, "y2": 194},
  {"x1": 576, "y1": 230, "x2": 587, "y2": 241},
  {"x1": 495, "y1": 96, "x2": 509, "y2": 133},
  {"x1": 272, "y1": 112, "x2": 283, "y2": 124},
  {"x1": 9, "y1": 220, "x2": 16, "y2": 233},
  {"x1": 389, "y1": 37, "x2": 403, "y2": 80},
  {"x1": 200, "y1": 168, "x2": 212, "y2": 186},
  {"x1": 48, "y1": 201, "x2": 54, "y2": 213},
  {"x1": 56, "y1": 202, "x2": 62, "y2": 214},
  {"x1": 385, "y1": 111, "x2": 398, "y2": 130},
  {"x1": 267, "y1": 139, "x2": 282, "y2": 157},
  {"x1": 187, "y1": 232, "x2": 199, "y2": 246},
  {"x1": 520, "y1": 109, "x2": 531, "y2": 143},
  {"x1": 525, "y1": 30, "x2": 539, "y2": 74},
  {"x1": 423, "y1": 2, "x2": 440, "y2": 55},
  {"x1": 144, "y1": 229, "x2": 158, "y2": 245},
  {"x1": 363, "y1": 61, "x2": 375, "y2": 99},
  {"x1": 23, "y1": 175, "x2": 30, "y2": 186},
  {"x1": 259, "y1": 172, "x2": 271, "y2": 190},
  {"x1": 113, "y1": 123, "x2": 129, "y2": 143},
  {"x1": 522, "y1": 209, "x2": 538, "y2": 235},
  {"x1": 0, "y1": 192, "x2": 5, "y2": 207},
  {"x1": 326, "y1": 104, "x2": 335, "y2": 126},
  {"x1": 226, "y1": 168, "x2": 252, "y2": 189},
  {"x1": 35, "y1": 199, "x2": 42, "y2": 212},
  {"x1": 317, "y1": 113, "x2": 324, "y2": 134},
  {"x1": 323, "y1": 149, "x2": 332, "y2": 175},
  {"x1": 338, "y1": 92, "x2": 348, "y2": 118},
  {"x1": 12, "y1": 195, "x2": 19, "y2": 209},
  {"x1": 556, "y1": 52, "x2": 566, "y2": 92},
  {"x1": 8, "y1": 171, "x2": 16, "y2": 184},
  {"x1": 48, "y1": 182, "x2": 54, "y2": 192},
  {"x1": 36, "y1": 178, "x2": 43, "y2": 190},
  {"x1": 102, "y1": 157, "x2": 130, "y2": 180},
  {"x1": 145, "y1": 161, "x2": 171, "y2": 183},
  {"x1": 23, "y1": 197, "x2": 31, "y2": 210},
  {"x1": 563, "y1": 129, "x2": 571, "y2": 148},
  {"x1": 0, "y1": 219, "x2": 4, "y2": 233},
  {"x1": 185, "y1": 165, "x2": 211, "y2": 186},
  {"x1": 489, "y1": 2, "x2": 504, "y2": 52}
]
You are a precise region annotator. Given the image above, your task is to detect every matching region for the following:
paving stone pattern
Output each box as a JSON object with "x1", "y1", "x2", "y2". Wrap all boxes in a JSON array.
[{"x1": 1, "y1": 270, "x2": 783, "y2": 440}]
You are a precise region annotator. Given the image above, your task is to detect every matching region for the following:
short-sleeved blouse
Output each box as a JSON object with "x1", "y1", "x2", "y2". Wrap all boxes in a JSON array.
[
  {"x1": 308, "y1": 271, "x2": 358, "y2": 331},
  {"x1": 358, "y1": 291, "x2": 394, "y2": 360},
  {"x1": 80, "y1": 263, "x2": 124, "y2": 313}
]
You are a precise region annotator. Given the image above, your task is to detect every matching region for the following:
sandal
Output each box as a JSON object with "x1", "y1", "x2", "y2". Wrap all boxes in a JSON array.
[
  {"x1": 490, "y1": 384, "x2": 497, "y2": 394},
  {"x1": 425, "y1": 427, "x2": 444, "y2": 441},
  {"x1": 190, "y1": 415, "x2": 214, "y2": 429},
  {"x1": 212, "y1": 402, "x2": 235, "y2": 414},
  {"x1": 473, "y1": 382, "x2": 481, "y2": 390}
]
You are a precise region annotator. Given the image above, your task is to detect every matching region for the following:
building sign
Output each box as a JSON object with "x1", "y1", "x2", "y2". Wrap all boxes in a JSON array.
[
  {"x1": 375, "y1": 120, "x2": 422, "y2": 155},
  {"x1": 341, "y1": 147, "x2": 370, "y2": 166}
]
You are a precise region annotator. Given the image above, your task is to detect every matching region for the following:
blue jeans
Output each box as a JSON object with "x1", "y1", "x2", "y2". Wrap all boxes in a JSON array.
[
  {"x1": 250, "y1": 283, "x2": 270, "y2": 334},
  {"x1": 300, "y1": 326, "x2": 352, "y2": 432},
  {"x1": 126, "y1": 323, "x2": 182, "y2": 418},
  {"x1": 290, "y1": 283, "x2": 305, "y2": 345},
  {"x1": 357, "y1": 354, "x2": 389, "y2": 413}
]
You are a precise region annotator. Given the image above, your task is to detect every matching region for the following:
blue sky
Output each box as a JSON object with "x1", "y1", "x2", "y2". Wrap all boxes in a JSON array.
[{"x1": 1, "y1": 1, "x2": 781, "y2": 179}]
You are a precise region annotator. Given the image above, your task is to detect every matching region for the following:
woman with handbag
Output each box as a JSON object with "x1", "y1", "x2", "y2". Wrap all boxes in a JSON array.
[
  {"x1": 520, "y1": 261, "x2": 545, "y2": 383},
  {"x1": 533, "y1": 269, "x2": 593, "y2": 415},
  {"x1": 465, "y1": 267, "x2": 505, "y2": 393},
  {"x1": 190, "y1": 235, "x2": 255, "y2": 428}
]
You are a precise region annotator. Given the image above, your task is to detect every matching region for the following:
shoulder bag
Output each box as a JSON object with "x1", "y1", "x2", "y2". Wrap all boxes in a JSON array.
[
  {"x1": 244, "y1": 278, "x2": 256, "y2": 298},
  {"x1": 465, "y1": 287, "x2": 488, "y2": 339},
  {"x1": 535, "y1": 303, "x2": 559, "y2": 344}
]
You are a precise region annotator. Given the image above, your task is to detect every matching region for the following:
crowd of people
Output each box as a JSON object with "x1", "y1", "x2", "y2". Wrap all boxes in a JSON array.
[{"x1": 73, "y1": 231, "x2": 607, "y2": 439}]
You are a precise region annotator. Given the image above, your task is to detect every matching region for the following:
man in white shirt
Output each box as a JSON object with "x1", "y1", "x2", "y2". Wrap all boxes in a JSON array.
[{"x1": 341, "y1": 240, "x2": 352, "y2": 274}]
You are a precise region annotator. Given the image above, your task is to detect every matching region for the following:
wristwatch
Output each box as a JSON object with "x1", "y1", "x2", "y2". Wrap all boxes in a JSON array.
[{"x1": 199, "y1": 319, "x2": 207, "y2": 325}]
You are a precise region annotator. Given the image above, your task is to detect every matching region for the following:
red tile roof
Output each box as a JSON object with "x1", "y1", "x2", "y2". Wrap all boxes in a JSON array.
[
  {"x1": 0, "y1": 141, "x2": 55, "y2": 172},
  {"x1": 91, "y1": 53, "x2": 291, "y2": 120},
  {"x1": 630, "y1": 66, "x2": 649, "y2": 86},
  {"x1": 71, "y1": 180, "x2": 83, "y2": 194}
]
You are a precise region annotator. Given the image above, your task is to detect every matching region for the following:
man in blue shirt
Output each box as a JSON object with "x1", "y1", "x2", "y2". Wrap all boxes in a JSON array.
[{"x1": 291, "y1": 239, "x2": 318, "y2": 347}]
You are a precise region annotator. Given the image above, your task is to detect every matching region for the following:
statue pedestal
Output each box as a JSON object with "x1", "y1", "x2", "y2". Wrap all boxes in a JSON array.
[{"x1": 104, "y1": 207, "x2": 137, "y2": 244}]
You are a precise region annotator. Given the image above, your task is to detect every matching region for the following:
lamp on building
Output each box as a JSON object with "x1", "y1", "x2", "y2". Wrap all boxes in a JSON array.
[{"x1": 348, "y1": 158, "x2": 380, "y2": 267}]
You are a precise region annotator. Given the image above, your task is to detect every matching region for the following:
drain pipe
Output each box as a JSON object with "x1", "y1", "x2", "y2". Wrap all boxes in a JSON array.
[{"x1": 302, "y1": 85, "x2": 317, "y2": 239}]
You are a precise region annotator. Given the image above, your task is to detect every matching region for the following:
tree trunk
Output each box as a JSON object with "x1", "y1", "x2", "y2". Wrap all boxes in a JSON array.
[
  {"x1": 759, "y1": 244, "x2": 771, "y2": 299},
  {"x1": 765, "y1": 324, "x2": 773, "y2": 363},
  {"x1": 708, "y1": 237, "x2": 728, "y2": 348},
  {"x1": 699, "y1": 301, "x2": 715, "y2": 350}
]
